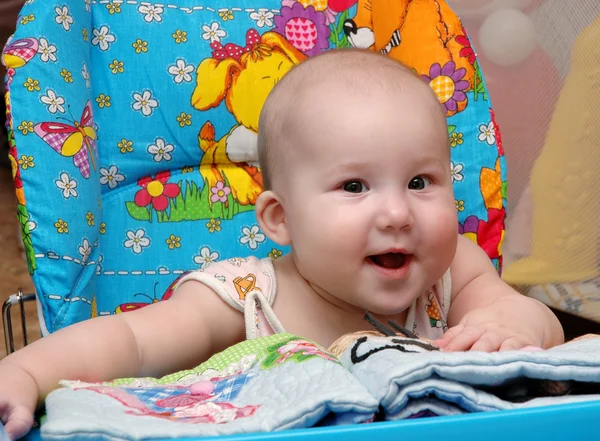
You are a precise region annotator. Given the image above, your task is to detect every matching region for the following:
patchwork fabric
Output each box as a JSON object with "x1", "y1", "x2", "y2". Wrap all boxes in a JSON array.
[
  {"x1": 2, "y1": 0, "x2": 506, "y2": 333},
  {"x1": 42, "y1": 333, "x2": 379, "y2": 440},
  {"x1": 41, "y1": 334, "x2": 600, "y2": 440}
]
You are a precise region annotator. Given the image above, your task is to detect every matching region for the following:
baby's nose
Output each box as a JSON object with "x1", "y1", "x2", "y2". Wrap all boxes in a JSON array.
[{"x1": 376, "y1": 196, "x2": 414, "y2": 231}]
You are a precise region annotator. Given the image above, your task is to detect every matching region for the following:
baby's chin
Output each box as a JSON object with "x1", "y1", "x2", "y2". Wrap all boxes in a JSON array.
[{"x1": 354, "y1": 300, "x2": 413, "y2": 319}]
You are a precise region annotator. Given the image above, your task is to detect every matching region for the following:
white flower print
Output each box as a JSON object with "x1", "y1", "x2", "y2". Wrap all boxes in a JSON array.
[
  {"x1": 40, "y1": 89, "x2": 65, "y2": 114},
  {"x1": 132, "y1": 91, "x2": 158, "y2": 117},
  {"x1": 194, "y1": 247, "x2": 220, "y2": 269},
  {"x1": 450, "y1": 162, "x2": 464, "y2": 183},
  {"x1": 26, "y1": 219, "x2": 36, "y2": 232},
  {"x1": 124, "y1": 229, "x2": 150, "y2": 254},
  {"x1": 55, "y1": 6, "x2": 74, "y2": 31},
  {"x1": 240, "y1": 225, "x2": 266, "y2": 250},
  {"x1": 78, "y1": 238, "x2": 91, "y2": 264},
  {"x1": 99, "y1": 165, "x2": 125, "y2": 189},
  {"x1": 201, "y1": 22, "x2": 226, "y2": 43},
  {"x1": 478, "y1": 122, "x2": 496, "y2": 146},
  {"x1": 147, "y1": 138, "x2": 174, "y2": 162},
  {"x1": 82, "y1": 63, "x2": 91, "y2": 88},
  {"x1": 37, "y1": 38, "x2": 57, "y2": 63},
  {"x1": 55, "y1": 172, "x2": 78, "y2": 198},
  {"x1": 249, "y1": 10, "x2": 274, "y2": 28},
  {"x1": 84, "y1": 0, "x2": 91, "y2": 12},
  {"x1": 91, "y1": 26, "x2": 116, "y2": 51},
  {"x1": 168, "y1": 59, "x2": 194, "y2": 84},
  {"x1": 138, "y1": 4, "x2": 164, "y2": 23},
  {"x1": 96, "y1": 254, "x2": 104, "y2": 275}
]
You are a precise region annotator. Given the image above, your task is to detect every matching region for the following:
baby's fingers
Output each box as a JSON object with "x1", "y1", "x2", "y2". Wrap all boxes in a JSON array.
[
  {"x1": 437, "y1": 325, "x2": 485, "y2": 352},
  {"x1": 5, "y1": 415, "x2": 33, "y2": 441},
  {"x1": 469, "y1": 334, "x2": 504, "y2": 352},
  {"x1": 499, "y1": 337, "x2": 530, "y2": 352},
  {"x1": 0, "y1": 401, "x2": 34, "y2": 441},
  {"x1": 434, "y1": 323, "x2": 464, "y2": 349}
]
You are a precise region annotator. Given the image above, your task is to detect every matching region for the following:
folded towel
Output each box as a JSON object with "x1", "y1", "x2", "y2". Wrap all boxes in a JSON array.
[
  {"x1": 42, "y1": 333, "x2": 378, "y2": 441},
  {"x1": 338, "y1": 333, "x2": 600, "y2": 419}
]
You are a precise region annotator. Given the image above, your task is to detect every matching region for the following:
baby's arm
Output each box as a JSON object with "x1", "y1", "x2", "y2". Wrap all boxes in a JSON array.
[
  {"x1": 435, "y1": 235, "x2": 564, "y2": 352},
  {"x1": 0, "y1": 281, "x2": 244, "y2": 440}
]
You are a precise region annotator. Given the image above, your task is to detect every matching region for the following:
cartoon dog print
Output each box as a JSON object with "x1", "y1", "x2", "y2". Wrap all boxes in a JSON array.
[
  {"x1": 191, "y1": 29, "x2": 307, "y2": 201},
  {"x1": 199, "y1": 121, "x2": 263, "y2": 206}
]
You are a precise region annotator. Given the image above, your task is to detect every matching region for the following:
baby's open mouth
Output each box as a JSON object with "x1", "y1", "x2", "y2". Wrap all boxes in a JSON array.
[{"x1": 368, "y1": 252, "x2": 408, "y2": 269}]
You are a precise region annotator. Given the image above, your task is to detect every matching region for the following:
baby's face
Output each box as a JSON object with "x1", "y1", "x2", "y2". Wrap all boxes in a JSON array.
[{"x1": 277, "y1": 83, "x2": 458, "y2": 316}]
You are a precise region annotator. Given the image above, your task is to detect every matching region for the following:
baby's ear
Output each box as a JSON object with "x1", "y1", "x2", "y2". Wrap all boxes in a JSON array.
[{"x1": 255, "y1": 191, "x2": 291, "y2": 246}]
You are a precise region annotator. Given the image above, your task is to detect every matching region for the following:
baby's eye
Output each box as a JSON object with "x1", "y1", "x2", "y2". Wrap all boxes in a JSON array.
[
  {"x1": 342, "y1": 180, "x2": 368, "y2": 194},
  {"x1": 408, "y1": 176, "x2": 431, "y2": 191}
]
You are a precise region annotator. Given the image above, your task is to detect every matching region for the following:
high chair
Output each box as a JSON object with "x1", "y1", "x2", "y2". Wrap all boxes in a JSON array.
[{"x1": 2, "y1": 0, "x2": 598, "y2": 440}]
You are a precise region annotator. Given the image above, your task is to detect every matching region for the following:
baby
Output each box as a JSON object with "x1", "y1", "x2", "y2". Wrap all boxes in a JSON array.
[{"x1": 0, "y1": 49, "x2": 563, "y2": 440}]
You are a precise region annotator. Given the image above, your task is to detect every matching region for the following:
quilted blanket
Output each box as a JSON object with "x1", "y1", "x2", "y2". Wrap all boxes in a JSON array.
[
  {"x1": 42, "y1": 334, "x2": 378, "y2": 440},
  {"x1": 338, "y1": 333, "x2": 600, "y2": 419},
  {"x1": 41, "y1": 333, "x2": 600, "y2": 440}
]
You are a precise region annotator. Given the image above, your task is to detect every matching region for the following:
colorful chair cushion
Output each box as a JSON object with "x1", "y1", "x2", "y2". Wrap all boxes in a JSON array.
[{"x1": 2, "y1": 0, "x2": 505, "y2": 334}]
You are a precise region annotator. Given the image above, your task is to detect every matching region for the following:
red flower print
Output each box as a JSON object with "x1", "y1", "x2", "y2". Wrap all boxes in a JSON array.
[
  {"x1": 489, "y1": 109, "x2": 504, "y2": 156},
  {"x1": 456, "y1": 29, "x2": 476, "y2": 65},
  {"x1": 134, "y1": 171, "x2": 180, "y2": 211}
]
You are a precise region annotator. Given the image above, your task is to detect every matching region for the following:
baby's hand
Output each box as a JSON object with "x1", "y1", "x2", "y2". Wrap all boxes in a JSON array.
[
  {"x1": 0, "y1": 401, "x2": 34, "y2": 441},
  {"x1": 0, "y1": 364, "x2": 38, "y2": 440},
  {"x1": 435, "y1": 296, "x2": 546, "y2": 352}
]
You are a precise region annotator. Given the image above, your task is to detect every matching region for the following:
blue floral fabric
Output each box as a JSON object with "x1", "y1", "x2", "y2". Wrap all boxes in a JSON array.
[{"x1": 2, "y1": 0, "x2": 505, "y2": 334}]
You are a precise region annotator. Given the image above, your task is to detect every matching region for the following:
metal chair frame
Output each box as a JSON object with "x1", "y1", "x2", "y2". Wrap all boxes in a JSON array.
[{"x1": 2, "y1": 289, "x2": 35, "y2": 354}]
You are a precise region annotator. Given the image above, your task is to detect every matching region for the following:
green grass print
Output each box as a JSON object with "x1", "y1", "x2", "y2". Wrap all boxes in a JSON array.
[
  {"x1": 126, "y1": 176, "x2": 254, "y2": 223},
  {"x1": 328, "y1": 9, "x2": 351, "y2": 49},
  {"x1": 472, "y1": 61, "x2": 488, "y2": 101},
  {"x1": 260, "y1": 337, "x2": 340, "y2": 370},
  {"x1": 17, "y1": 203, "x2": 36, "y2": 274}
]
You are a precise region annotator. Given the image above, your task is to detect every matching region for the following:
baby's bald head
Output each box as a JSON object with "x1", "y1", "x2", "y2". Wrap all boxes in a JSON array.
[{"x1": 257, "y1": 49, "x2": 445, "y2": 191}]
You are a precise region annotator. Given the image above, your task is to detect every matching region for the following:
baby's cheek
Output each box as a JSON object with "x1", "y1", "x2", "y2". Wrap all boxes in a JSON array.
[
  {"x1": 294, "y1": 214, "x2": 345, "y2": 253},
  {"x1": 434, "y1": 210, "x2": 460, "y2": 255},
  {"x1": 435, "y1": 208, "x2": 459, "y2": 235},
  {"x1": 317, "y1": 223, "x2": 360, "y2": 253}
]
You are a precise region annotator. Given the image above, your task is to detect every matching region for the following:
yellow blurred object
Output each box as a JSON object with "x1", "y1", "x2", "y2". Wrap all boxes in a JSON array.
[{"x1": 503, "y1": 15, "x2": 600, "y2": 284}]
